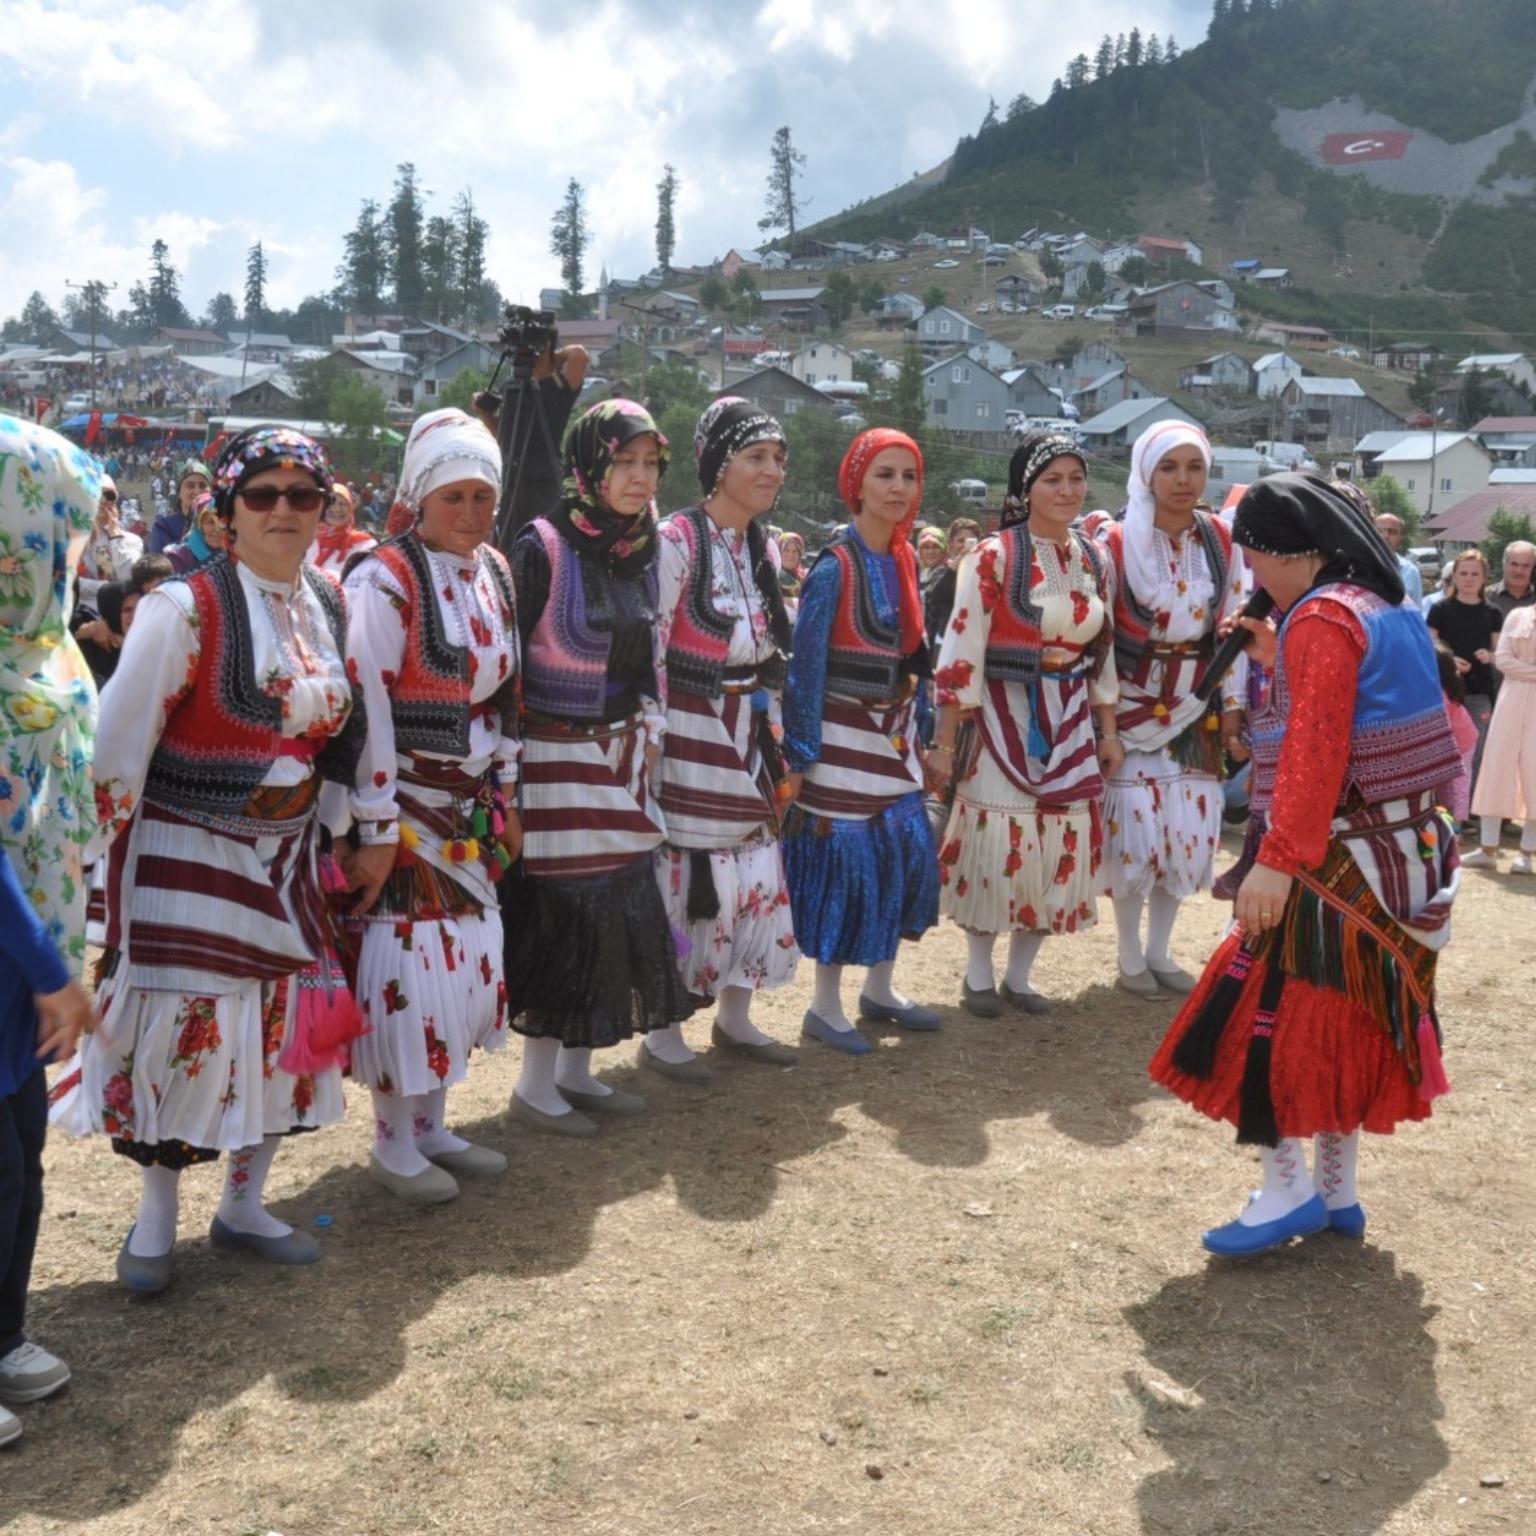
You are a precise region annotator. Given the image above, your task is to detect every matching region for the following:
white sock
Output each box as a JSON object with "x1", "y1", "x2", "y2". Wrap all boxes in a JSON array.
[
  {"x1": 715, "y1": 984, "x2": 770, "y2": 1047},
  {"x1": 1313, "y1": 1130, "x2": 1360, "y2": 1210},
  {"x1": 411, "y1": 1087, "x2": 469, "y2": 1157},
  {"x1": 217, "y1": 1135, "x2": 291, "y2": 1238},
  {"x1": 128, "y1": 1165, "x2": 180, "y2": 1257},
  {"x1": 1113, "y1": 894, "x2": 1147, "y2": 974},
  {"x1": 1480, "y1": 815, "x2": 1502, "y2": 850},
  {"x1": 1238, "y1": 1138, "x2": 1316, "y2": 1225},
  {"x1": 645, "y1": 1022, "x2": 696, "y2": 1064},
  {"x1": 965, "y1": 932, "x2": 998, "y2": 991},
  {"x1": 515, "y1": 1037, "x2": 573, "y2": 1117},
  {"x1": 555, "y1": 1045, "x2": 610, "y2": 1098},
  {"x1": 863, "y1": 959, "x2": 911, "y2": 1010},
  {"x1": 371, "y1": 1088, "x2": 432, "y2": 1177},
  {"x1": 810, "y1": 963, "x2": 854, "y2": 1031},
  {"x1": 1146, "y1": 887, "x2": 1182, "y2": 969},
  {"x1": 1004, "y1": 932, "x2": 1045, "y2": 993}
]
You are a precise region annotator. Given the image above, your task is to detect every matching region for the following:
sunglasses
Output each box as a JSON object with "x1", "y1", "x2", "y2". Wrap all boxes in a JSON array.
[
  {"x1": 100, "y1": 489, "x2": 118, "y2": 503},
  {"x1": 237, "y1": 486, "x2": 330, "y2": 514}
]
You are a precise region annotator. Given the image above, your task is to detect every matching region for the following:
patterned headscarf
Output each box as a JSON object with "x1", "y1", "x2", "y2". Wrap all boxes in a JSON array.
[
  {"x1": 1004, "y1": 431, "x2": 1086, "y2": 529},
  {"x1": 1123, "y1": 419, "x2": 1213, "y2": 609},
  {"x1": 553, "y1": 399, "x2": 669, "y2": 574},
  {"x1": 0, "y1": 415, "x2": 101, "y2": 973},
  {"x1": 212, "y1": 425, "x2": 334, "y2": 520},
  {"x1": 399, "y1": 407, "x2": 502, "y2": 513},
  {"x1": 175, "y1": 457, "x2": 211, "y2": 491},
  {"x1": 694, "y1": 397, "x2": 786, "y2": 496},
  {"x1": 837, "y1": 428, "x2": 925, "y2": 657}
]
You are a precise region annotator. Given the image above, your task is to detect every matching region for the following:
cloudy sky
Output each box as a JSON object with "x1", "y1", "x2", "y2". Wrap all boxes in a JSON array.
[{"x1": 0, "y1": 0, "x2": 1212, "y2": 321}]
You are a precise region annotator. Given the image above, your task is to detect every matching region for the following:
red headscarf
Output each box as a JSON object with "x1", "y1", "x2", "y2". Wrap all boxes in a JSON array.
[
  {"x1": 837, "y1": 428, "x2": 925, "y2": 656},
  {"x1": 313, "y1": 483, "x2": 373, "y2": 563}
]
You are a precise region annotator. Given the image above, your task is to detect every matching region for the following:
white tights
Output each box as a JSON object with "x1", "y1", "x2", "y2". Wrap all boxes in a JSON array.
[
  {"x1": 964, "y1": 932, "x2": 1046, "y2": 993},
  {"x1": 515, "y1": 1038, "x2": 613, "y2": 1115},
  {"x1": 1480, "y1": 815, "x2": 1536, "y2": 852},
  {"x1": 1113, "y1": 888, "x2": 1183, "y2": 973}
]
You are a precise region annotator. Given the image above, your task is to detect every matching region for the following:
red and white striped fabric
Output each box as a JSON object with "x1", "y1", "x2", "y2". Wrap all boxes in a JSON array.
[
  {"x1": 978, "y1": 672, "x2": 1102, "y2": 805},
  {"x1": 797, "y1": 694, "x2": 922, "y2": 820},
  {"x1": 1337, "y1": 794, "x2": 1458, "y2": 949},
  {"x1": 521, "y1": 717, "x2": 667, "y2": 879},
  {"x1": 656, "y1": 688, "x2": 774, "y2": 848}
]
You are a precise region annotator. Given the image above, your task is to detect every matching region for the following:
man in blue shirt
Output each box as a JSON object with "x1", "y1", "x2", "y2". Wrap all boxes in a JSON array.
[{"x1": 1373, "y1": 512, "x2": 1424, "y2": 607}]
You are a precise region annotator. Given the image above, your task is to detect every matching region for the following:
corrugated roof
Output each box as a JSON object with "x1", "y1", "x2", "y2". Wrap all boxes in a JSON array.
[
  {"x1": 1373, "y1": 432, "x2": 1479, "y2": 462},
  {"x1": 1078, "y1": 396, "x2": 1182, "y2": 433},
  {"x1": 1472, "y1": 416, "x2": 1536, "y2": 433},
  {"x1": 1423, "y1": 484, "x2": 1536, "y2": 542},
  {"x1": 758, "y1": 287, "x2": 827, "y2": 303},
  {"x1": 1457, "y1": 353, "x2": 1525, "y2": 370},
  {"x1": 1287, "y1": 376, "x2": 1364, "y2": 397},
  {"x1": 1354, "y1": 430, "x2": 1415, "y2": 454}
]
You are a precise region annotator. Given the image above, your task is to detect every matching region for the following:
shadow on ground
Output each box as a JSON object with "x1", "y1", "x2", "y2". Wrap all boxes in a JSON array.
[
  {"x1": 6, "y1": 976, "x2": 1176, "y2": 1524},
  {"x1": 1125, "y1": 1242, "x2": 1447, "y2": 1536}
]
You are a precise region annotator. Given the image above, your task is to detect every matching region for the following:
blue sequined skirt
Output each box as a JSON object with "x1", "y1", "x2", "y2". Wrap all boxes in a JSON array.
[{"x1": 782, "y1": 791, "x2": 939, "y2": 966}]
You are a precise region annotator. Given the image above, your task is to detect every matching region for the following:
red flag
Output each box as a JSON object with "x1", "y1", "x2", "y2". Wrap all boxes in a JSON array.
[
  {"x1": 205, "y1": 431, "x2": 228, "y2": 466},
  {"x1": 1321, "y1": 132, "x2": 1413, "y2": 165},
  {"x1": 85, "y1": 410, "x2": 104, "y2": 447}
]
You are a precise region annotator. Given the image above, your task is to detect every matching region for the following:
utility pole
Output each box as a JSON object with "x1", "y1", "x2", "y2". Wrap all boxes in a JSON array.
[{"x1": 66, "y1": 278, "x2": 116, "y2": 409}]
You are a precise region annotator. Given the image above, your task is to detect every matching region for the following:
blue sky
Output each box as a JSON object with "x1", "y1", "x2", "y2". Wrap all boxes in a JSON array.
[{"x1": 0, "y1": 0, "x2": 1212, "y2": 321}]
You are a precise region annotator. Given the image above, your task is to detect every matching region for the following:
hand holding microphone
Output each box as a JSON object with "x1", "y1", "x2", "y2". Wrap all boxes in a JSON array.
[{"x1": 1195, "y1": 589, "x2": 1277, "y2": 704}]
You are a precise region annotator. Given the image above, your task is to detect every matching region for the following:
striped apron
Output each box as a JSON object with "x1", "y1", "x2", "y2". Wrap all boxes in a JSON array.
[
  {"x1": 797, "y1": 686, "x2": 923, "y2": 821},
  {"x1": 657, "y1": 665, "x2": 775, "y2": 848}
]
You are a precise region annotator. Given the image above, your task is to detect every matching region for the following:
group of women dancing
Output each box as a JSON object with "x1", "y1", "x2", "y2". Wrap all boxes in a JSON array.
[{"x1": 0, "y1": 389, "x2": 1463, "y2": 1375}]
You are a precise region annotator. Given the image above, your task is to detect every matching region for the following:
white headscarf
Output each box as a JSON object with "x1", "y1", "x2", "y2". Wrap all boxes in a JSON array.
[
  {"x1": 399, "y1": 407, "x2": 502, "y2": 512},
  {"x1": 1123, "y1": 419, "x2": 1212, "y2": 609}
]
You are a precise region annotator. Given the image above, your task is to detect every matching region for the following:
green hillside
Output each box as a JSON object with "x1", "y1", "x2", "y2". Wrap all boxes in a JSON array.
[{"x1": 812, "y1": 0, "x2": 1536, "y2": 345}]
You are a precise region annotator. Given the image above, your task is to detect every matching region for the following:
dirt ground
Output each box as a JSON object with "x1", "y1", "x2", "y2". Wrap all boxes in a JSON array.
[{"x1": 3, "y1": 830, "x2": 1533, "y2": 1536}]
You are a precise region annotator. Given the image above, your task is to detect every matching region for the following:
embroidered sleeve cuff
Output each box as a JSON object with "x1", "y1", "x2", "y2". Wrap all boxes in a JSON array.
[{"x1": 1255, "y1": 835, "x2": 1303, "y2": 878}]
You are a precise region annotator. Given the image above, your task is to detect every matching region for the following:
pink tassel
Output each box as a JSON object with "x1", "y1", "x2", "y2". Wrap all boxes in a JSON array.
[
  {"x1": 279, "y1": 957, "x2": 369, "y2": 1076},
  {"x1": 1415, "y1": 1012, "x2": 1451, "y2": 1102}
]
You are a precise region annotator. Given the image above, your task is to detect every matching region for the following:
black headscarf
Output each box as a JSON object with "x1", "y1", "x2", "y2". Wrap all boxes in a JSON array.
[
  {"x1": 1003, "y1": 431, "x2": 1087, "y2": 529},
  {"x1": 1232, "y1": 472, "x2": 1405, "y2": 605},
  {"x1": 551, "y1": 399, "x2": 667, "y2": 576},
  {"x1": 692, "y1": 398, "x2": 793, "y2": 658}
]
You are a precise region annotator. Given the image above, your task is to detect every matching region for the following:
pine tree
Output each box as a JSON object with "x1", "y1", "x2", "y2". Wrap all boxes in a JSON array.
[
  {"x1": 453, "y1": 189, "x2": 489, "y2": 327},
  {"x1": 1006, "y1": 92, "x2": 1036, "y2": 119},
  {"x1": 655, "y1": 164, "x2": 678, "y2": 275},
  {"x1": 1210, "y1": 0, "x2": 1229, "y2": 29},
  {"x1": 979, "y1": 96, "x2": 999, "y2": 131},
  {"x1": 758, "y1": 125, "x2": 808, "y2": 244},
  {"x1": 338, "y1": 199, "x2": 388, "y2": 315},
  {"x1": 1165, "y1": 35, "x2": 1180, "y2": 60},
  {"x1": 1066, "y1": 54, "x2": 1090, "y2": 88},
  {"x1": 143, "y1": 239, "x2": 188, "y2": 330},
  {"x1": 889, "y1": 344, "x2": 926, "y2": 439},
  {"x1": 549, "y1": 179, "x2": 592, "y2": 318},
  {"x1": 1127, "y1": 27, "x2": 1143, "y2": 67},
  {"x1": 204, "y1": 292, "x2": 238, "y2": 332},
  {"x1": 1114, "y1": 33, "x2": 1128, "y2": 68},
  {"x1": 18, "y1": 291, "x2": 58, "y2": 340},
  {"x1": 244, "y1": 239, "x2": 268, "y2": 327},
  {"x1": 421, "y1": 215, "x2": 459, "y2": 323},
  {"x1": 1093, "y1": 35, "x2": 1114, "y2": 79},
  {"x1": 386, "y1": 162, "x2": 425, "y2": 314},
  {"x1": 1145, "y1": 33, "x2": 1162, "y2": 65}
]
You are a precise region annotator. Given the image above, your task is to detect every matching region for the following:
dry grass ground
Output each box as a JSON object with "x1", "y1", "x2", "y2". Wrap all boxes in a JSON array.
[{"x1": 4, "y1": 832, "x2": 1533, "y2": 1536}]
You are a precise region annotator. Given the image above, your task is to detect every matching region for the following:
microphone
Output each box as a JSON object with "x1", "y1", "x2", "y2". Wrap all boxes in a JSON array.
[{"x1": 1195, "y1": 589, "x2": 1276, "y2": 703}]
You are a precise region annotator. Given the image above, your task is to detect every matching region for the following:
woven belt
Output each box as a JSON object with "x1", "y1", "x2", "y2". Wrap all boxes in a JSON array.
[{"x1": 524, "y1": 709, "x2": 644, "y2": 743}]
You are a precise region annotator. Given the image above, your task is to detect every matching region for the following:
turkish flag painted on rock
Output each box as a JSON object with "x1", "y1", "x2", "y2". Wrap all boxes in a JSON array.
[{"x1": 1321, "y1": 131, "x2": 1413, "y2": 165}]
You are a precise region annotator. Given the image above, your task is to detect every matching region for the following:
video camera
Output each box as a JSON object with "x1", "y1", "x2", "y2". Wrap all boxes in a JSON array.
[{"x1": 495, "y1": 304, "x2": 559, "y2": 369}]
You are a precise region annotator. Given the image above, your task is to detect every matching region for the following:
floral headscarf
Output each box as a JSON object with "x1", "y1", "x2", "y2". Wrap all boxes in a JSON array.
[
  {"x1": 553, "y1": 399, "x2": 669, "y2": 574},
  {"x1": 0, "y1": 415, "x2": 102, "y2": 973},
  {"x1": 212, "y1": 425, "x2": 334, "y2": 520}
]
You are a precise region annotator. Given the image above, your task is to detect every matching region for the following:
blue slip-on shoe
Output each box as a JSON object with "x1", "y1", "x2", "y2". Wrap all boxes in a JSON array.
[
  {"x1": 116, "y1": 1227, "x2": 173, "y2": 1294},
  {"x1": 857, "y1": 995, "x2": 943, "y2": 1031},
  {"x1": 1324, "y1": 1202, "x2": 1367, "y2": 1239},
  {"x1": 1201, "y1": 1194, "x2": 1328, "y2": 1257},
  {"x1": 209, "y1": 1215, "x2": 322, "y2": 1265},
  {"x1": 801, "y1": 1009, "x2": 873, "y2": 1055}
]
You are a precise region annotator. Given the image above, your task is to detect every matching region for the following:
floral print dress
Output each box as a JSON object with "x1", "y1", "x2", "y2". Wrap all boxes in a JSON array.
[
  {"x1": 934, "y1": 529, "x2": 1115, "y2": 937},
  {"x1": 51, "y1": 562, "x2": 354, "y2": 1164},
  {"x1": 343, "y1": 542, "x2": 518, "y2": 1097}
]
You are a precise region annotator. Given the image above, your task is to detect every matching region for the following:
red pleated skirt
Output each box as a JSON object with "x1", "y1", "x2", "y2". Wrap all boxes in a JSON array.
[{"x1": 1149, "y1": 930, "x2": 1437, "y2": 1138}]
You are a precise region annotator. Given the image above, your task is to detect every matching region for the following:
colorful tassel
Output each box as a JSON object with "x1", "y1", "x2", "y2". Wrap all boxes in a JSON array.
[{"x1": 1415, "y1": 1012, "x2": 1451, "y2": 1101}]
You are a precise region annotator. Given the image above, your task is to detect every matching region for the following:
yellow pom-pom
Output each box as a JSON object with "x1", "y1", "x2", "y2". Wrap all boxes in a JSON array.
[
  {"x1": 399, "y1": 824, "x2": 420, "y2": 850},
  {"x1": 1153, "y1": 702, "x2": 1169, "y2": 719},
  {"x1": 463, "y1": 838, "x2": 480, "y2": 862},
  {"x1": 1205, "y1": 715, "x2": 1220, "y2": 732}
]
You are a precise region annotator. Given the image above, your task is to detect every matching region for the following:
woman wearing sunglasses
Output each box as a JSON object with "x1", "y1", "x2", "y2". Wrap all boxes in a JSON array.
[
  {"x1": 53, "y1": 426, "x2": 366, "y2": 1293},
  {"x1": 76, "y1": 473, "x2": 143, "y2": 608}
]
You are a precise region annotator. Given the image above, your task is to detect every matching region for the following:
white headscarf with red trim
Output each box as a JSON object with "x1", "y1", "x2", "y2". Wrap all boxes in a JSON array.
[{"x1": 1124, "y1": 419, "x2": 1212, "y2": 610}]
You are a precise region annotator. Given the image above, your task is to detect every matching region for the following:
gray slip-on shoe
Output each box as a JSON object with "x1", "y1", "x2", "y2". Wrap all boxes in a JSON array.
[
  {"x1": 209, "y1": 1215, "x2": 323, "y2": 1264},
  {"x1": 116, "y1": 1227, "x2": 173, "y2": 1294},
  {"x1": 1148, "y1": 963, "x2": 1198, "y2": 996},
  {"x1": 710, "y1": 1023, "x2": 798, "y2": 1065},
  {"x1": 0, "y1": 1404, "x2": 21, "y2": 1449},
  {"x1": 367, "y1": 1153, "x2": 461, "y2": 1204},
  {"x1": 639, "y1": 1046, "x2": 715, "y2": 1085},
  {"x1": 509, "y1": 1094, "x2": 598, "y2": 1138},
  {"x1": 425, "y1": 1143, "x2": 509, "y2": 1177},
  {"x1": 999, "y1": 982, "x2": 1052, "y2": 1016},
  {"x1": 1116, "y1": 967, "x2": 1164, "y2": 1000},
  {"x1": 558, "y1": 1084, "x2": 648, "y2": 1115},
  {"x1": 961, "y1": 981, "x2": 1005, "y2": 1018}
]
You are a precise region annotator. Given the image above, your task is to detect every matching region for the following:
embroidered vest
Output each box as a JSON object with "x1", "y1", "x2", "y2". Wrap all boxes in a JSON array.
[
  {"x1": 1251, "y1": 583, "x2": 1463, "y2": 812},
  {"x1": 660, "y1": 507, "x2": 738, "y2": 698},
  {"x1": 358, "y1": 532, "x2": 517, "y2": 756},
  {"x1": 144, "y1": 557, "x2": 361, "y2": 821},
  {"x1": 1103, "y1": 510, "x2": 1229, "y2": 680},
  {"x1": 521, "y1": 518, "x2": 618, "y2": 720},
  {"x1": 982, "y1": 525, "x2": 1108, "y2": 686},
  {"x1": 821, "y1": 532, "x2": 906, "y2": 701}
]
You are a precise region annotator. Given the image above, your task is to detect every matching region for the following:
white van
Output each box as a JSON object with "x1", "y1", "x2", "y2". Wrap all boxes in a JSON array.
[
  {"x1": 1043, "y1": 304, "x2": 1077, "y2": 321},
  {"x1": 950, "y1": 479, "x2": 988, "y2": 504}
]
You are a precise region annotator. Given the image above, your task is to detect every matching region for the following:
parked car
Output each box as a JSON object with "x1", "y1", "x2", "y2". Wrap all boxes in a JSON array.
[
  {"x1": 950, "y1": 479, "x2": 988, "y2": 504},
  {"x1": 875, "y1": 250, "x2": 900, "y2": 262},
  {"x1": 1328, "y1": 345, "x2": 1362, "y2": 360},
  {"x1": 983, "y1": 254, "x2": 1008, "y2": 266},
  {"x1": 62, "y1": 394, "x2": 91, "y2": 414},
  {"x1": 1082, "y1": 304, "x2": 1128, "y2": 322},
  {"x1": 1408, "y1": 546, "x2": 1443, "y2": 580},
  {"x1": 933, "y1": 259, "x2": 960, "y2": 269},
  {"x1": 1042, "y1": 304, "x2": 1077, "y2": 321},
  {"x1": 996, "y1": 300, "x2": 1018, "y2": 314},
  {"x1": 975, "y1": 302, "x2": 992, "y2": 315}
]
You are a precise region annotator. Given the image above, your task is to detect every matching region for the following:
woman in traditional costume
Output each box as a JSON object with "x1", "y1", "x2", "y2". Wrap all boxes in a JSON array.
[
  {"x1": 341, "y1": 408, "x2": 520, "y2": 1203},
  {"x1": 645, "y1": 400, "x2": 800, "y2": 1083},
  {"x1": 929, "y1": 433, "x2": 1118, "y2": 1015},
  {"x1": 1101, "y1": 420, "x2": 1249, "y2": 997},
  {"x1": 502, "y1": 400, "x2": 689, "y2": 1134},
  {"x1": 780, "y1": 428, "x2": 941, "y2": 1054},
  {"x1": 1150, "y1": 474, "x2": 1463, "y2": 1255},
  {"x1": 308, "y1": 482, "x2": 376, "y2": 578},
  {"x1": 54, "y1": 426, "x2": 364, "y2": 1291}
]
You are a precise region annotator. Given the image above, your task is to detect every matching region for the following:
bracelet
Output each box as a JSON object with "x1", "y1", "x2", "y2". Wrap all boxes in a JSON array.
[
  {"x1": 1098, "y1": 732, "x2": 1119, "y2": 742},
  {"x1": 930, "y1": 744, "x2": 955, "y2": 756}
]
